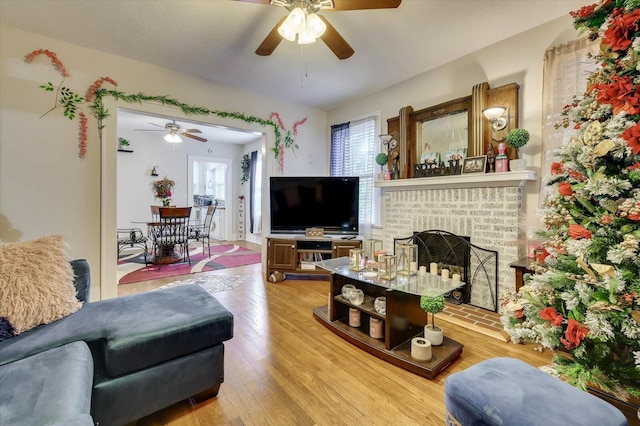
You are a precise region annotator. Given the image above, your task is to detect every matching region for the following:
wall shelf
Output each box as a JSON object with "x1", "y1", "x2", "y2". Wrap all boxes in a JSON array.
[
  {"x1": 374, "y1": 169, "x2": 536, "y2": 191},
  {"x1": 117, "y1": 149, "x2": 134, "y2": 153}
]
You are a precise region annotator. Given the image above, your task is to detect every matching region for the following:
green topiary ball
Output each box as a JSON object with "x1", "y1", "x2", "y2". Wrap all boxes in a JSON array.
[
  {"x1": 420, "y1": 294, "x2": 445, "y2": 313},
  {"x1": 375, "y1": 152, "x2": 388, "y2": 166},
  {"x1": 505, "y1": 128, "x2": 530, "y2": 149}
]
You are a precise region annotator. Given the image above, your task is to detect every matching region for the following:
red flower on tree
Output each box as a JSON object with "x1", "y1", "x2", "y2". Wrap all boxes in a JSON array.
[
  {"x1": 540, "y1": 307, "x2": 563, "y2": 326},
  {"x1": 551, "y1": 162, "x2": 564, "y2": 175},
  {"x1": 593, "y1": 75, "x2": 640, "y2": 115},
  {"x1": 603, "y1": 8, "x2": 640, "y2": 52},
  {"x1": 558, "y1": 182, "x2": 573, "y2": 196},
  {"x1": 600, "y1": 214, "x2": 614, "y2": 225},
  {"x1": 568, "y1": 224, "x2": 592, "y2": 239},
  {"x1": 561, "y1": 319, "x2": 589, "y2": 350},
  {"x1": 621, "y1": 122, "x2": 640, "y2": 155}
]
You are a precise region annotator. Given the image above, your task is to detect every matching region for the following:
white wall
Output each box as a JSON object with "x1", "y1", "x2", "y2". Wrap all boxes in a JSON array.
[
  {"x1": 116, "y1": 117, "x2": 245, "y2": 238},
  {"x1": 0, "y1": 24, "x2": 327, "y2": 300},
  {"x1": 327, "y1": 15, "x2": 581, "y2": 231}
]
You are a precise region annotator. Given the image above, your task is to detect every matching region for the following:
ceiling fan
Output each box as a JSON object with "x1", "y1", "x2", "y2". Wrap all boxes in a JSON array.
[
  {"x1": 135, "y1": 121, "x2": 208, "y2": 143},
  {"x1": 238, "y1": 0, "x2": 402, "y2": 60}
]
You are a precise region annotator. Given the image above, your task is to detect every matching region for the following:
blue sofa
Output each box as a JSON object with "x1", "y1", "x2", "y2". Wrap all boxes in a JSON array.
[
  {"x1": 0, "y1": 259, "x2": 234, "y2": 425},
  {"x1": 444, "y1": 357, "x2": 629, "y2": 426}
]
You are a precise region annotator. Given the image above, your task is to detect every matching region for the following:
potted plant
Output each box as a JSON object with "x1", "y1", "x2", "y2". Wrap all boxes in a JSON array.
[
  {"x1": 505, "y1": 128, "x2": 529, "y2": 171},
  {"x1": 118, "y1": 137, "x2": 131, "y2": 150},
  {"x1": 375, "y1": 153, "x2": 388, "y2": 180},
  {"x1": 420, "y1": 294, "x2": 445, "y2": 345},
  {"x1": 151, "y1": 177, "x2": 175, "y2": 207}
]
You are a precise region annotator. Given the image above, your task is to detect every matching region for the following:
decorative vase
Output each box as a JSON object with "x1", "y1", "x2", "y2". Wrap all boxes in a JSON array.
[
  {"x1": 495, "y1": 142, "x2": 509, "y2": 172},
  {"x1": 424, "y1": 325, "x2": 443, "y2": 346},
  {"x1": 509, "y1": 158, "x2": 527, "y2": 171},
  {"x1": 161, "y1": 198, "x2": 171, "y2": 207}
]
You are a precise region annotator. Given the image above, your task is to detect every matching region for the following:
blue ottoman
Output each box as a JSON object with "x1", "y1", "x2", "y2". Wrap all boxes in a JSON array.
[{"x1": 444, "y1": 357, "x2": 628, "y2": 426}]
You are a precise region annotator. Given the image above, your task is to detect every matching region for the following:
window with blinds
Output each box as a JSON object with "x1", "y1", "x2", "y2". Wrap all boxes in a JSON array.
[{"x1": 330, "y1": 116, "x2": 377, "y2": 228}]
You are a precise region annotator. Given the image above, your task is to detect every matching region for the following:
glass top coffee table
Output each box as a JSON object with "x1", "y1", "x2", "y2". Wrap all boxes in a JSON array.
[{"x1": 312, "y1": 257, "x2": 465, "y2": 379}]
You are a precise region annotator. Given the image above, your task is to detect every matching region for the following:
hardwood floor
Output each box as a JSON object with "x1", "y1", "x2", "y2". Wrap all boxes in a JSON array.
[{"x1": 118, "y1": 241, "x2": 552, "y2": 426}]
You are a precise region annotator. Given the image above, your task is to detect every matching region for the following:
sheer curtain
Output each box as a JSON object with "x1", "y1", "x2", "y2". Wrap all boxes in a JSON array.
[
  {"x1": 540, "y1": 37, "x2": 599, "y2": 205},
  {"x1": 330, "y1": 117, "x2": 377, "y2": 230}
]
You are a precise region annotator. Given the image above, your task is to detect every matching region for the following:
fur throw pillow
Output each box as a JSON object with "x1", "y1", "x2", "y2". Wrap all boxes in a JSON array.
[{"x1": 0, "y1": 235, "x2": 82, "y2": 334}]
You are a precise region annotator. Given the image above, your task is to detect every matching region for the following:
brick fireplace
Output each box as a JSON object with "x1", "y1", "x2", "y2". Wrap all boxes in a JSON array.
[{"x1": 376, "y1": 171, "x2": 535, "y2": 312}]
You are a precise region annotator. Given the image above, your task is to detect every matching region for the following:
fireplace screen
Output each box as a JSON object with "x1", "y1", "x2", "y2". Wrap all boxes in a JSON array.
[{"x1": 394, "y1": 230, "x2": 499, "y2": 312}]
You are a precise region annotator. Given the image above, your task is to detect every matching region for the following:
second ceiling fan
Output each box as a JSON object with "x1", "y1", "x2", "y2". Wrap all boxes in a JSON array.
[
  {"x1": 135, "y1": 121, "x2": 208, "y2": 143},
  {"x1": 239, "y1": 0, "x2": 402, "y2": 60}
]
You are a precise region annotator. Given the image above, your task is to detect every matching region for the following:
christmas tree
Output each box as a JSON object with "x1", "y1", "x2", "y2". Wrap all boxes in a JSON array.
[{"x1": 502, "y1": 0, "x2": 640, "y2": 400}]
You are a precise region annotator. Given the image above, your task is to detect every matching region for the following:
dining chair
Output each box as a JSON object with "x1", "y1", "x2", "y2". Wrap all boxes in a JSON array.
[
  {"x1": 188, "y1": 203, "x2": 217, "y2": 257},
  {"x1": 117, "y1": 228, "x2": 148, "y2": 264},
  {"x1": 150, "y1": 205, "x2": 161, "y2": 221},
  {"x1": 149, "y1": 207, "x2": 192, "y2": 268}
]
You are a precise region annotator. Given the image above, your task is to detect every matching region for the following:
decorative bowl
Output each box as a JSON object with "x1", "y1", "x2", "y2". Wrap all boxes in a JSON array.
[
  {"x1": 374, "y1": 296, "x2": 386, "y2": 315},
  {"x1": 348, "y1": 289, "x2": 365, "y2": 306},
  {"x1": 341, "y1": 284, "x2": 356, "y2": 299}
]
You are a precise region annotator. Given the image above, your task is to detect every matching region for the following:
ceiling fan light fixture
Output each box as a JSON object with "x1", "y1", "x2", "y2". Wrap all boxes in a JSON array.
[
  {"x1": 306, "y1": 13, "x2": 326, "y2": 38},
  {"x1": 164, "y1": 133, "x2": 183, "y2": 143},
  {"x1": 297, "y1": 27, "x2": 316, "y2": 44},
  {"x1": 278, "y1": 22, "x2": 297, "y2": 41},
  {"x1": 287, "y1": 7, "x2": 306, "y2": 33}
]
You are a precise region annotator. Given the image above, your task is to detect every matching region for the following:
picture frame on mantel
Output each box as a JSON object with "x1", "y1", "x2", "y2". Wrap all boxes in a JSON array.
[
  {"x1": 462, "y1": 156, "x2": 487, "y2": 174},
  {"x1": 386, "y1": 81, "x2": 519, "y2": 179}
]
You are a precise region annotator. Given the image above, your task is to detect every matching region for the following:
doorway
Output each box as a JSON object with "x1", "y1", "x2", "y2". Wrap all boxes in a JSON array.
[{"x1": 188, "y1": 155, "x2": 232, "y2": 240}]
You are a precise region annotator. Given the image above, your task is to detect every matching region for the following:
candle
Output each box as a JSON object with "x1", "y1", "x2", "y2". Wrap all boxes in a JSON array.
[
  {"x1": 419, "y1": 265, "x2": 427, "y2": 275},
  {"x1": 441, "y1": 268, "x2": 450, "y2": 281},
  {"x1": 430, "y1": 262, "x2": 438, "y2": 275},
  {"x1": 452, "y1": 273, "x2": 461, "y2": 283},
  {"x1": 410, "y1": 261, "x2": 418, "y2": 273}
]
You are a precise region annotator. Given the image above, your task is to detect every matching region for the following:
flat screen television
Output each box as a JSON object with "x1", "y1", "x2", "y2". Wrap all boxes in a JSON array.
[{"x1": 269, "y1": 176, "x2": 359, "y2": 236}]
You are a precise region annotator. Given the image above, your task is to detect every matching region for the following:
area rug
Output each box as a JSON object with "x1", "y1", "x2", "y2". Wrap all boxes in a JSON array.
[
  {"x1": 118, "y1": 243, "x2": 261, "y2": 285},
  {"x1": 156, "y1": 274, "x2": 248, "y2": 296}
]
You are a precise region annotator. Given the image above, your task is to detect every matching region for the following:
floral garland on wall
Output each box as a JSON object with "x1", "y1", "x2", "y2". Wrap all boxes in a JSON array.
[
  {"x1": 502, "y1": 0, "x2": 639, "y2": 401},
  {"x1": 24, "y1": 49, "x2": 306, "y2": 171}
]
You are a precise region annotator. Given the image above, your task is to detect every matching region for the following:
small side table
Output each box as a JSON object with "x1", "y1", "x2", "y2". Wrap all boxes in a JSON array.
[{"x1": 509, "y1": 257, "x2": 533, "y2": 292}]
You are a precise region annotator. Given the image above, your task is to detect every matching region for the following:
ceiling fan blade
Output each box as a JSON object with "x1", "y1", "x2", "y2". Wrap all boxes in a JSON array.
[
  {"x1": 331, "y1": 0, "x2": 401, "y2": 11},
  {"x1": 183, "y1": 133, "x2": 207, "y2": 143},
  {"x1": 148, "y1": 123, "x2": 165, "y2": 128},
  {"x1": 256, "y1": 16, "x2": 287, "y2": 56},
  {"x1": 182, "y1": 129, "x2": 203, "y2": 134},
  {"x1": 318, "y1": 16, "x2": 354, "y2": 60},
  {"x1": 134, "y1": 129, "x2": 164, "y2": 131}
]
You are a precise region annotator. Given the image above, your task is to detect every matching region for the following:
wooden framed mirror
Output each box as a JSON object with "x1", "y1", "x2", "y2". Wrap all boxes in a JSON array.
[
  {"x1": 412, "y1": 96, "x2": 472, "y2": 168},
  {"x1": 386, "y1": 82, "x2": 519, "y2": 179}
]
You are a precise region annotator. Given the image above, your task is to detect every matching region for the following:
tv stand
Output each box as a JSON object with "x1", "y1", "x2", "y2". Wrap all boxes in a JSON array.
[{"x1": 266, "y1": 236, "x2": 361, "y2": 276}]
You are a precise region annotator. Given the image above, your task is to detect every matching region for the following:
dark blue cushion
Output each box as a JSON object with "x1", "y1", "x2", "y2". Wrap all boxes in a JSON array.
[
  {"x1": 0, "y1": 341, "x2": 93, "y2": 425},
  {"x1": 95, "y1": 284, "x2": 233, "y2": 377},
  {"x1": 0, "y1": 285, "x2": 233, "y2": 378},
  {"x1": 0, "y1": 317, "x2": 15, "y2": 342},
  {"x1": 444, "y1": 357, "x2": 629, "y2": 426}
]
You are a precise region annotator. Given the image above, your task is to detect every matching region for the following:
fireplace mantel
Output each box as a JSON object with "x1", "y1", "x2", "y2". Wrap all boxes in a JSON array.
[{"x1": 375, "y1": 170, "x2": 536, "y2": 191}]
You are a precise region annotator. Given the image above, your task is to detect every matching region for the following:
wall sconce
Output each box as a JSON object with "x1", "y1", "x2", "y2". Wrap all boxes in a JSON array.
[
  {"x1": 482, "y1": 106, "x2": 508, "y2": 132},
  {"x1": 151, "y1": 166, "x2": 159, "y2": 177}
]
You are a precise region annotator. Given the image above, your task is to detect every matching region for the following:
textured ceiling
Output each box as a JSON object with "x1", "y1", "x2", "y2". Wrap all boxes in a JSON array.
[{"x1": 1, "y1": 0, "x2": 586, "y2": 111}]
